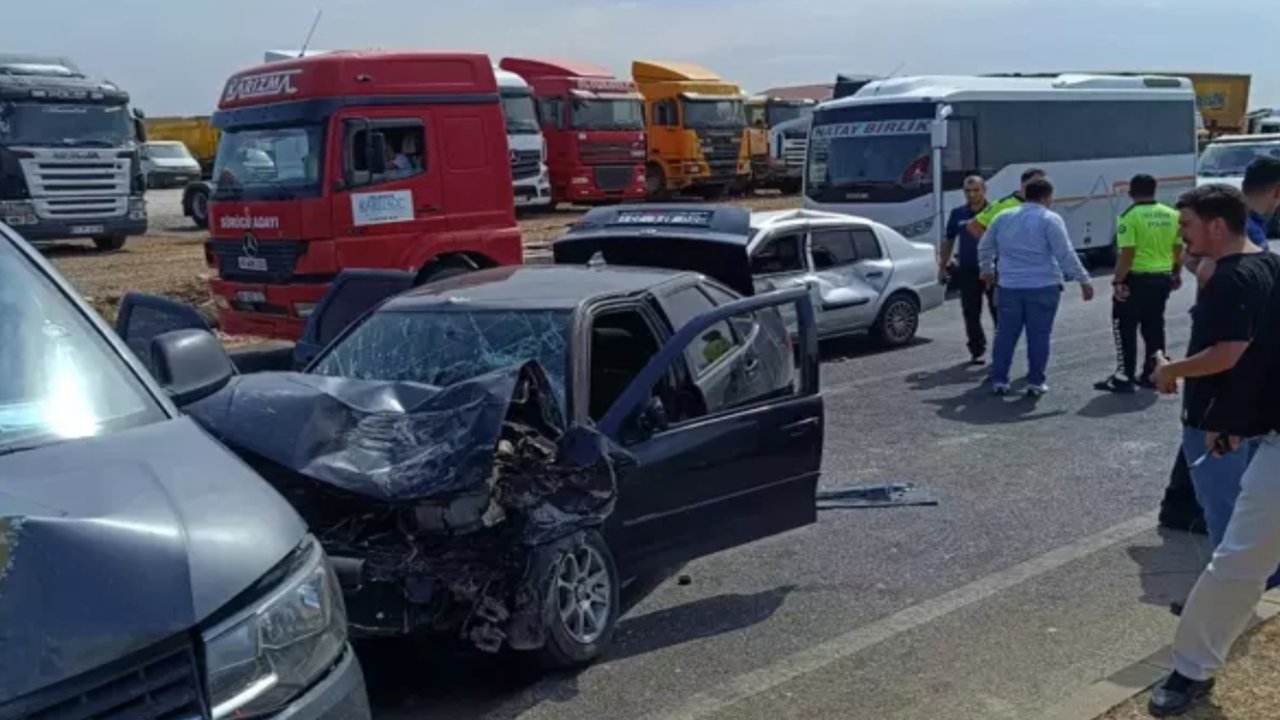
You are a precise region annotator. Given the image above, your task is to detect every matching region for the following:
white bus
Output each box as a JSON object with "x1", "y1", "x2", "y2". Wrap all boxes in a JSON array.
[{"x1": 803, "y1": 74, "x2": 1198, "y2": 261}]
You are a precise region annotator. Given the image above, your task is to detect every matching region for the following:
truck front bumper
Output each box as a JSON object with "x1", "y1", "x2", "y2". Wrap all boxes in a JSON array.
[
  {"x1": 210, "y1": 278, "x2": 328, "y2": 340},
  {"x1": 17, "y1": 216, "x2": 148, "y2": 244},
  {"x1": 270, "y1": 645, "x2": 371, "y2": 720}
]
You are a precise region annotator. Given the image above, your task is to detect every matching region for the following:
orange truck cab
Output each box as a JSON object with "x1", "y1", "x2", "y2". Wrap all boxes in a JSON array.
[
  {"x1": 207, "y1": 51, "x2": 521, "y2": 339},
  {"x1": 631, "y1": 60, "x2": 749, "y2": 199},
  {"x1": 499, "y1": 57, "x2": 647, "y2": 205}
]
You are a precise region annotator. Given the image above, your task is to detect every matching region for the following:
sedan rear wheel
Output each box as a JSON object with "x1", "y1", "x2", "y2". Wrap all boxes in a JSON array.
[{"x1": 874, "y1": 293, "x2": 920, "y2": 347}]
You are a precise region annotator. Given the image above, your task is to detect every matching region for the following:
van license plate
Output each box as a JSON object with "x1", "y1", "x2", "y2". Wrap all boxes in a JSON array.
[
  {"x1": 70, "y1": 225, "x2": 104, "y2": 236},
  {"x1": 235, "y1": 290, "x2": 267, "y2": 304},
  {"x1": 237, "y1": 257, "x2": 268, "y2": 272}
]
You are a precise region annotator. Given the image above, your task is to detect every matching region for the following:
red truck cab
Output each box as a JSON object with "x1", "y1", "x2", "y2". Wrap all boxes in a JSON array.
[
  {"x1": 207, "y1": 51, "x2": 521, "y2": 339},
  {"x1": 498, "y1": 58, "x2": 646, "y2": 204}
]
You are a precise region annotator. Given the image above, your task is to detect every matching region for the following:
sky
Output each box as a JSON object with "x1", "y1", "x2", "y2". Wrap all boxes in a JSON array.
[{"x1": 2, "y1": 0, "x2": 1278, "y2": 116}]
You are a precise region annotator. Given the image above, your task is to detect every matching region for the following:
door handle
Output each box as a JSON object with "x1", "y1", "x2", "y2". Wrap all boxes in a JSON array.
[
  {"x1": 744, "y1": 357, "x2": 761, "y2": 375},
  {"x1": 864, "y1": 271, "x2": 884, "y2": 279},
  {"x1": 782, "y1": 417, "x2": 820, "y2": 437}
]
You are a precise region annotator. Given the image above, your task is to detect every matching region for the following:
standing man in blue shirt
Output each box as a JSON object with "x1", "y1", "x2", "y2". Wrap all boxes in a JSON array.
[
  {"x1": 979, "y1": 177, "x2": 1095, "y2": 397},
  {"x1": 939, "y1": 175, "x2": 995, "y2": 364}
]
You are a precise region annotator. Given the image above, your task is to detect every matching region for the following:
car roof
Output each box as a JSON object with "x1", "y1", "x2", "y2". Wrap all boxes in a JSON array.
[
  {"x1": 381, "y1": 264, "x2": 697, "y2": 312},
  {"x1": 1209, "y1": 134, "x2": 1280, "y2": 145},
  {"x1": 570, "y1": 204, "x2": 752, "y2": 245}
]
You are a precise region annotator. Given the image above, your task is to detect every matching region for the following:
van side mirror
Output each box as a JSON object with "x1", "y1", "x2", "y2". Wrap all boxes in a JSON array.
[
  {"x1": 369, "y1": 132, "x2": 388, "y2": 175},
  {"x1": 149, "y1": 329, "x2": 235, "y2": 406}
]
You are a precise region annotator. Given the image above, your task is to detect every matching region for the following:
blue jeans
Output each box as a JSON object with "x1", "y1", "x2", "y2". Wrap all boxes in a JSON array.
[
  {"x1": 1182, "y1": 427, "x2": 1280, "y2": 589},
  {"x1": 991, "y1": 286, "x2": 1062, "y2": 386}
]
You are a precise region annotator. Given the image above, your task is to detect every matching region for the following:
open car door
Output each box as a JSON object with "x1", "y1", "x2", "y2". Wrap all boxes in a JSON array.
[{"x1": 597, "y1": 286, "x2": 823, "y2": 575}]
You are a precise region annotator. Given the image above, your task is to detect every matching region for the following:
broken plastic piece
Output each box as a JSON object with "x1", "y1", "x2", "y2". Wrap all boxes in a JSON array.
[{"x1": 815, "y1": 483, "x2": 938, "y2": 510}]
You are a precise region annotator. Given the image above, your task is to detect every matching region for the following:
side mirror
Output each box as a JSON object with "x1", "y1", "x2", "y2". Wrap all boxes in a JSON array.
[
  {"x1": 369, "y1": 132, "x2": 388, "y2": 175},
  {"x1": 635, "y1": 396, "x2": 670, "y2": 435},
  {"x1": 149, "y1": 329, "x2": 235, "y2": 406}
]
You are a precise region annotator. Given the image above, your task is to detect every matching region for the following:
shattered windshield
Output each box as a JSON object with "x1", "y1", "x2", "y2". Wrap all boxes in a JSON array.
[
  {"x1": 0, "y1": 234, "x2": 164, "y2": 454},
  {"x1": 311, "y1": 309, "x2": 573, "y2": 407}
]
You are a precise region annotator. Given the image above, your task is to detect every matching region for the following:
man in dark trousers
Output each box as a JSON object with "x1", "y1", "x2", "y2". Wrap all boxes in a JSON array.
[
  {"x1": 939, "y1": 175, "x2": 995, "y2": 364},
  {"x1": 1096, "y1": 174, "x2": 1183, "y2": 393}
]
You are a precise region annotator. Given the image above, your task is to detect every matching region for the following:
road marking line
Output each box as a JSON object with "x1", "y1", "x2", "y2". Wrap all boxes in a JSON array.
[{"x1": 643, "y1": 512, "x2": 1159, "y2": 720}]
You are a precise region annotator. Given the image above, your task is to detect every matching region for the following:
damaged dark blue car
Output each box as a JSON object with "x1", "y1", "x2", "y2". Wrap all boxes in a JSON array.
[{"x1": 113, "y1": 213, "x2": 826, "y2": 668}]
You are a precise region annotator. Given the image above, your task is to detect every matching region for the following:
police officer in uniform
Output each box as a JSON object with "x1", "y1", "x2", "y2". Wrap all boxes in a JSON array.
[
  {"x1": 1095, "y1": 174, "x2": 1183, "y2": 393},
  {"x1": 966, "y1": 167, "x2": 1046, "y2": 239}
]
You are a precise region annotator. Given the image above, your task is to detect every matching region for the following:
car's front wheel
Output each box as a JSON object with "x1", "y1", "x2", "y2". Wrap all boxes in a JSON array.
[
  {"x1": 535, "y1": 530, "x2": 620, "y2": 669},
  {"x1": 873, "y1": 292, "x2": 920, "y2": 347}
]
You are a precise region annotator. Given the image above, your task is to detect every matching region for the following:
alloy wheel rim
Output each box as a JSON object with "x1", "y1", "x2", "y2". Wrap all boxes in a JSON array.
[
  {"x1": 886, "y1": 300, "x2": 917, "y2": 342},
  {"x1": 554, "y1": 545, "x2": 612, "y2": 645}
]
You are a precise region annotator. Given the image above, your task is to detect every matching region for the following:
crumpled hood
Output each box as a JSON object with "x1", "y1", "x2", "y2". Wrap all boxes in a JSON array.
[{"x1": 0, "y1": 417, "x2": 306, "y2": 704}]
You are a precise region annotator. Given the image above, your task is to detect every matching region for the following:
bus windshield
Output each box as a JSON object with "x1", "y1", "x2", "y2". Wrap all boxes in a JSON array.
[
  {"x1": 806, "y1": 110, "x2": 938, "y2": 203},
  {"x1": 570, "y1": 98, "x2": 645, "y2": 130},
  {"x1": 1199, "y1": 141, "x2": 1280, "y2": 177}
]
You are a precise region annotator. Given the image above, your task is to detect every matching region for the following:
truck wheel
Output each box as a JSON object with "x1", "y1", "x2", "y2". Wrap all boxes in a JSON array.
[
  {"x1": 414, "y1": 258, "x2": 474, "y2": 287},
  {"x1": 533, "y1": 530, "x2": 620, "y2": 670},
  {"x1": 93, "y1": 236, "x2": 127, "y2": 252},
  {"x1": 188, "y1": 187, "x2": 210, "y2": 229},
  {"x1": 646, "y1": 164, "x2": 668, "y2": 200},
  {"x1": 872, "y1": 292, "x2": 920, "y2": 348},
  {"x1": 696, "y1": 184, "x2": 728, "y2": 201}
]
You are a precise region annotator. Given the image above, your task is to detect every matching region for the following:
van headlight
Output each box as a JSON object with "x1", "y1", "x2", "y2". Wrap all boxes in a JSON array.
[{"x1": 203, "y1": 536, "x2": 347, "y2": 719}]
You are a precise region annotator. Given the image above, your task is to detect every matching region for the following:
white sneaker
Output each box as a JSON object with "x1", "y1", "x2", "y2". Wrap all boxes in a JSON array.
[{"x1": 1026, "y1": 383, "x2": 1050, "y2": 398}]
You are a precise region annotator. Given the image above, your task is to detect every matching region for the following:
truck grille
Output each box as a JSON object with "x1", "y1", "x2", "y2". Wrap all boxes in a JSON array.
[
  {"x1": 511, "y1": 149, "x2": 541, "y2": 180},
  {"x1": 18, "y1": 151, "x2": 131, "y2": 220},
  {"x1": 696, "y1": 130, "x2": 743, "y2": 181},
  {"x1": 14, "y1": 642, "x2": 205, "y2": 720},
  {"x1": 782, "y1": 137, "x2": 808, "y2": 169},
  {"x1": 208, "y1": 238, "x2": 303, "y2": 283},
  {"x1": 593, "y1": 166, "x2": 635, "y2": 191},
  {"x1": 579, "y1": 141, "x2": 637, "y2": 166}
]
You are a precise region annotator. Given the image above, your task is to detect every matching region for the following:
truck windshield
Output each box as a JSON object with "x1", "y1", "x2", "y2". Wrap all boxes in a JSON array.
[
  {"x1": 682, "y1": 99, "x2": 746, "y2": 129},
  {"x1": 312, "y1": 308, "x2": 572, "y2": 408},
  {"x1": 0, "y1": 101, "x2": 133, "y2": 148},
  {"x1": 212, "y1": 124, "x2": 324, "y2": 200},
  {"x1": 500, "y1": 90, "x2": 541, "y2": 135},
  {"x1": 0, "y1": 231, "x2": 165, "y2": 456},
  {"x1": 767, "y1": 103, "x2": 812, "y2": 127},
  {"x1": 806, "y1": 106, "x2": 951, "y2": 203},
  {"x1": 571, "y1": 98, "x2": 645, "y2": 130},
  {"x1": 1199, "y1": 142, "x2": 1280, "y2": 177}
]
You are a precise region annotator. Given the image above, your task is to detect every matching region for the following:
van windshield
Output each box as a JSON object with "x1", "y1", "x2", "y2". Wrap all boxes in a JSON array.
[
  {"x1": 0, "y1": 232, "x2": 165, "y2": 455},
  {"x1": 212, "y1": 124, "x2": 324, "y2": 201}
]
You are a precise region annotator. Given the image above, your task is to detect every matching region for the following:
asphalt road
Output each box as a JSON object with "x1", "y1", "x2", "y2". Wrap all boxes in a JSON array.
[{"x1": 363, "y1": 269, "x2": 1214, "y2": 720}]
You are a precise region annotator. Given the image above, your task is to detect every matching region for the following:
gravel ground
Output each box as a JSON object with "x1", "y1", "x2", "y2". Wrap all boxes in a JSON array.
[{"x1": 47, "y1": 188, "x2": 802, "y2": 325}]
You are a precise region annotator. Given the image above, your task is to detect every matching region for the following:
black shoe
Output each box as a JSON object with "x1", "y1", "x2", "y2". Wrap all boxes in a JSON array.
[
  {"x1": 1149, "y1": 672, "x2": 1215, "y2": 716},
  {"x1": 1169, "y1": 600, "x2": 1184, "y2": 617},
  {"x1": 1094, "y1": 375, "x2": 1136, "y2": 393},
  {"x1": 969, "y1": 354, "x2": 987, "y2": 366},
  {"x1": 1136, "y1": 375, "x2": 1158, "y2": 390}
]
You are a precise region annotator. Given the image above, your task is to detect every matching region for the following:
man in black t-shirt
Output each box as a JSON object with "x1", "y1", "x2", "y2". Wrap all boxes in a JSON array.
[{"x1": 1148, "y1": 184, "x2": 1280, "y2": 716}]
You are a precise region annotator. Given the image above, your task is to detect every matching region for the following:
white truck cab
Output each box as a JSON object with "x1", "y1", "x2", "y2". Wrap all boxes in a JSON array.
[{"x1": 494, "y1": 67, "x2": 552, "y2": 210}]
